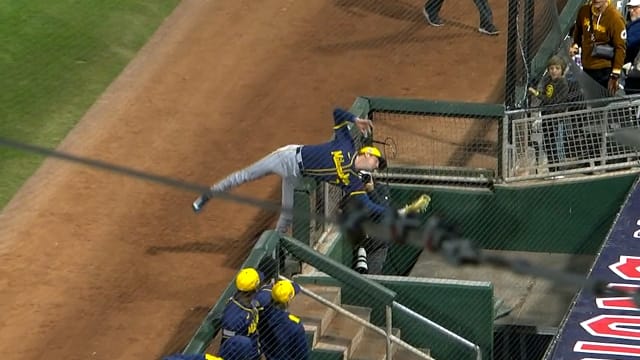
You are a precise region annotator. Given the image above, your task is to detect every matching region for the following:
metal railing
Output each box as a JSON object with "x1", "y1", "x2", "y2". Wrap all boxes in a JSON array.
[
  {"x1": 502, "y1": 97, "x2": 640, "y2": 182},
  {"x1": 287, "y1": 276, "x2": 435, "y2": 360},
  {"x1": 393, "y1": 302, "x2": 482, "y2": 360},
  {"x1": 281, "y1": 235, "x2": 484, "y2": 360}
]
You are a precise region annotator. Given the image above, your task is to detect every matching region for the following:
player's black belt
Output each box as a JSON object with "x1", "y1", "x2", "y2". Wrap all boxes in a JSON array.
[{"x1": 295, "y1": 146, "x2": 305, "y2": 172}]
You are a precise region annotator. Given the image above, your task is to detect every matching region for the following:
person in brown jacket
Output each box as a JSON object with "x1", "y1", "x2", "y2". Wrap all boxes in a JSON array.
[{"x1": 570, "y1": 0, "x2": 626, "y2": 95}]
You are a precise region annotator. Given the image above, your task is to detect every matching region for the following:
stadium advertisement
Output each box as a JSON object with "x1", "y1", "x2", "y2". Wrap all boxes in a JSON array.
[{"x1": 546, "y1": 179, "x2": 640, "y2": 359}]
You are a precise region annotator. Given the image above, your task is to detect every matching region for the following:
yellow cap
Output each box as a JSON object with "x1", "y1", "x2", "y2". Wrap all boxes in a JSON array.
[
  {"x1": 358, "y1": 146, "x2": 387, "y2": 170},
  {"x1": 235, "y1": 268, "x2": 260, "y2": 292},
  {"x1": 272, "y1": 280, "x2": 296, "y2": 304},
  {"x1": 359, "y1": 146, "x2": 382, "y2": 158},
  {"x1": 205, "y1": 354, "x2": 223, "y2": 360}
]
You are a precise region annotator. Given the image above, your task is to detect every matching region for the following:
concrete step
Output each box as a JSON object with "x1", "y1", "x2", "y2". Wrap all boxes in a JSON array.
[
  {"x1": 392, "y1": 346, "x2": 431, "y2": 360},
  {"x1": 316, "y1": 304, "x2": 371, "y2": 359},
  {"x1": 289, "y1": 284, "x2": 342, "y2": 337},
  {"x1": 350, "y1": 327, "x2": 401, "y2": 360}
]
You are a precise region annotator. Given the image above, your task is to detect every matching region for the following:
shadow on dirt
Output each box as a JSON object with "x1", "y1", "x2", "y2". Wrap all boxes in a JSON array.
[
  {"x1": 145, "y1": 189, "x2": 280, "y2": 269},
  {"x1": 155, "y1": 305, "x2": 211, "y2": 359},
  {"x1": 333, "y1": 0, "x2": 424, "y2": 22}
]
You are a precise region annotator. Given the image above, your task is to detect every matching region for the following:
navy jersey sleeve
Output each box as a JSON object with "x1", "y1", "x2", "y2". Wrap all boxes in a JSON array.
[
  {"x1": 333, "y1": 108, "x2": 356, "y2": 137},
  {"x1": 349, "y1": 192, "x2": 388, "y2": 218},
  {"x1": 343, "y1": 175, "x2": 387, "y2": 217},
  {"x1": 333, "y1": 108, "x2": 356, "y2": 126}
]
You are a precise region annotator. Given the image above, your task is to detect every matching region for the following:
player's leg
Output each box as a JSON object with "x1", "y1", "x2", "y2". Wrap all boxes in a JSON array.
[
  {"x1": 193, "y1": 145, "x2": 301, "y2": 212},
  {"x1": 475, "y1": 0, "x2": 499, "y2": 35},
  {"x1": 275, "y1": 175, "x2": 301, "y2": 234},
  {"x1": 423, "y1": 0, "x2": 445, "y2": 26},
  {"x1": 212, "y1": 145, "x2": 301, "y2": 192},
  {"x1": 366, "y1": 245, "x2": 388, "y2": 275}
]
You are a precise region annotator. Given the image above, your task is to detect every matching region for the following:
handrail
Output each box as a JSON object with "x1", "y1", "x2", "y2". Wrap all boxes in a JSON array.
[
  {"x1": 365, "y1": 96, "x2": 504, "y2": 118},
  {"x1": 393, "y1": 302, "x2": 482, "y2": 360},
  {"x1": 279, "y1": 235, "x2": 397, "y2": 305},
  {"x1": 283, "y1": 276, "x2": 434, "y2": 360},
  {"x1": 505, "y1": 94, "x2": 640, "y2": 116}
]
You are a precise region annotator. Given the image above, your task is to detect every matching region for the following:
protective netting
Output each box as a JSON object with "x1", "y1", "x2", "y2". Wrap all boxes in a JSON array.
[
  {"x1": 4, "y1": 1, "x2": 640, "y2": 360},
  {"x1": 371, "y1": 111, "x2": 499, "y2": 169}
]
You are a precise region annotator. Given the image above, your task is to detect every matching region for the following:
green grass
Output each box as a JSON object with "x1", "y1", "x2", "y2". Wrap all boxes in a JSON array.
[{"x1": 0, "y1": 0, "x2": 180, "y2": 208}]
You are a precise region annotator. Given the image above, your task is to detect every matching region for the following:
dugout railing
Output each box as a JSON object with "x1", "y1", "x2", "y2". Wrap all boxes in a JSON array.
[
  {"x1": 182, "y1": 230, "x2": 489, "y2": 360},
  {"x1": 503, "y1": 96, "x2": 640, "y2": 182}
]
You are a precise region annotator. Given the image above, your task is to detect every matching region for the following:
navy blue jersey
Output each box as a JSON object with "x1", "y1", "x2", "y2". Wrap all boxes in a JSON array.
[
  {"x1": 259, "y1": 306, "x2": 309, "y2": 360},
  {"x1": 300, "y1": 108, "x2": 386, "y2": 216},
  {"x1": 220, "y1": 296, "x2": 261, "y2": 359},
  {"x1": 219, "y1": 335, "x2": 256, "y2": 360}
]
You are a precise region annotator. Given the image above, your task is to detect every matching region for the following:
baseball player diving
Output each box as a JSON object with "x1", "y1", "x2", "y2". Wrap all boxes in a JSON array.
[{"x1": 192, "y1": 107, "x2": 391, "y2": 234}]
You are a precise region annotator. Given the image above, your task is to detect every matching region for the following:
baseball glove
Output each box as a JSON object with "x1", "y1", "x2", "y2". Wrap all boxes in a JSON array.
[{"x1": 398, "y1": 194, "x2": 431, "y2": 216}]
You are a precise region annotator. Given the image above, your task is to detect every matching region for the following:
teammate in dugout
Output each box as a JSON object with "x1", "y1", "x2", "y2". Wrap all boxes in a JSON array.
[
  {"x1": 163, "y1": 335, "x2": 255, "y2": 360},
  {"x1": 257, "y1": 279, "x2": 309, "y2": 360},
  {"x1": 219, "y1": 268, "x2": 268, "y2": 360},
  {"x1": 191, "y1": 107, "x2": 393, "y2": 234}
]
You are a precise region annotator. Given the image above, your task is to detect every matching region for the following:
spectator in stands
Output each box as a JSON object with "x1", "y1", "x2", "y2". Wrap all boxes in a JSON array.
[
  {"x1": 422, "y1": 0, "x2": 499, "y2": 36},
  {"x1": 570, "y1": 0, "x2": 626, "y2": 95},
  {"x1": 528, "y1": 55, "x2": 570, "y2": 171},
  {"x1": 624, "y1": 0, "x2": 640, "y2": 94}
]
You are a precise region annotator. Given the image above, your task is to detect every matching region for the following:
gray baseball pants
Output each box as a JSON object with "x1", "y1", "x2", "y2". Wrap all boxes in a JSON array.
[{"x1": 211, "y1": 145, "x2": 302, "y2": 234}]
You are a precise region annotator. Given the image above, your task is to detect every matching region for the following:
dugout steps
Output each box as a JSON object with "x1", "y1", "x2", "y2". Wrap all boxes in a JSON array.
[{"x1": 289, "y1": 284, "x2": 430, "y2": 360}]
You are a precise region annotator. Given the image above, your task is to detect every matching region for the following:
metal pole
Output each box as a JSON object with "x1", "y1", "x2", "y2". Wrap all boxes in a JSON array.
[
  {"x1": 288, "y1": 281, "x2": 434, "y2": 360},
  {"x1": 505, "y1": 0, "x2": 520, "y2": 109},
  {"x1": 523, "y1": 0, "x2": 535, "y2": 79},
  {"x1": 386, "y1": 305, "x2": 393, "y2": 360}
]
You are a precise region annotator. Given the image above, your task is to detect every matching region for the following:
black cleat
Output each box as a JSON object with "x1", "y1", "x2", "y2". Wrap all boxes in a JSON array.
[{"x1": 192, "y1": 192, "x2": 211, "y2": 213}]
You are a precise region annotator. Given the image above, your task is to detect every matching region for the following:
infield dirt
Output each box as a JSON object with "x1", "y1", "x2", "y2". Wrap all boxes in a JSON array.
[{"x1": 0, "y1": 0, "x2": 506, "y2": 358}]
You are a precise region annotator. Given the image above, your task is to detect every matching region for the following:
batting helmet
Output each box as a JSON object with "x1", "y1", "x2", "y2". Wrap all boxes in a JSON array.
[
  {"x1": 271, "y1": 280, "x2": 298, "y2": 304},
  {"x1": 235, "y1": 268, "x2": 260, "y2": 292}
]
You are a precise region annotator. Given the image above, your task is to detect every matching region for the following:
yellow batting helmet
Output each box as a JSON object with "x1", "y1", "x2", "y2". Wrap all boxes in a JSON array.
[
  {"x1": 271, "y1": 280, "x2": 298, "y2": 304},
  {"x1": 358, "y1": 146, "x2": 387, "y2": 170},
  {"x1": 235, "y1": 268, "x2": 260, "y2": 292},
  {"x1": 204, "y1": 354, "x2": 223, "y2": 360}
]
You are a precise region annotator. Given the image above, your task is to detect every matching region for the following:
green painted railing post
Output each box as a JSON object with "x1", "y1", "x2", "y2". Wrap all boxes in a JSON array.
[{"x1": 293, "y1": 178, "x2": 316, "y2": 246}]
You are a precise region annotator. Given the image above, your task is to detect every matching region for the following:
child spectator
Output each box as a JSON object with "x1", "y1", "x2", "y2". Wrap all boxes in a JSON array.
[{"x1": 528, "y1": 55, "x2": 570, "y2": 172}]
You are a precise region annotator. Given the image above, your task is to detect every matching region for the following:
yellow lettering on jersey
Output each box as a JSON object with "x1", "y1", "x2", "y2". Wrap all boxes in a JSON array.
[
  {"x1": 247, "y1": 312, "x2": 259, "y2": 335},
  {"x1": 288, "y1": 313, "x2": 301, "y2": 324},
  {"x1": 545, "y1": 84, "x2": 554, "y2": 98},
  {"x1": 331, "y1": 150, "x2": 350, "y2": 185},
  {"x1": 205, "y1": 354, "x2": 223, "y2": 360}
]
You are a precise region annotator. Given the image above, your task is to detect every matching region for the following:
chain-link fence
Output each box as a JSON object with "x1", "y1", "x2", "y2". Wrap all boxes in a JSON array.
[
  {"x1": 7, "y1": 1, "x2": 640, "y2": 360},
  {"x1": 504, "y1": 96, "x2": 640, "y2": 181}
]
